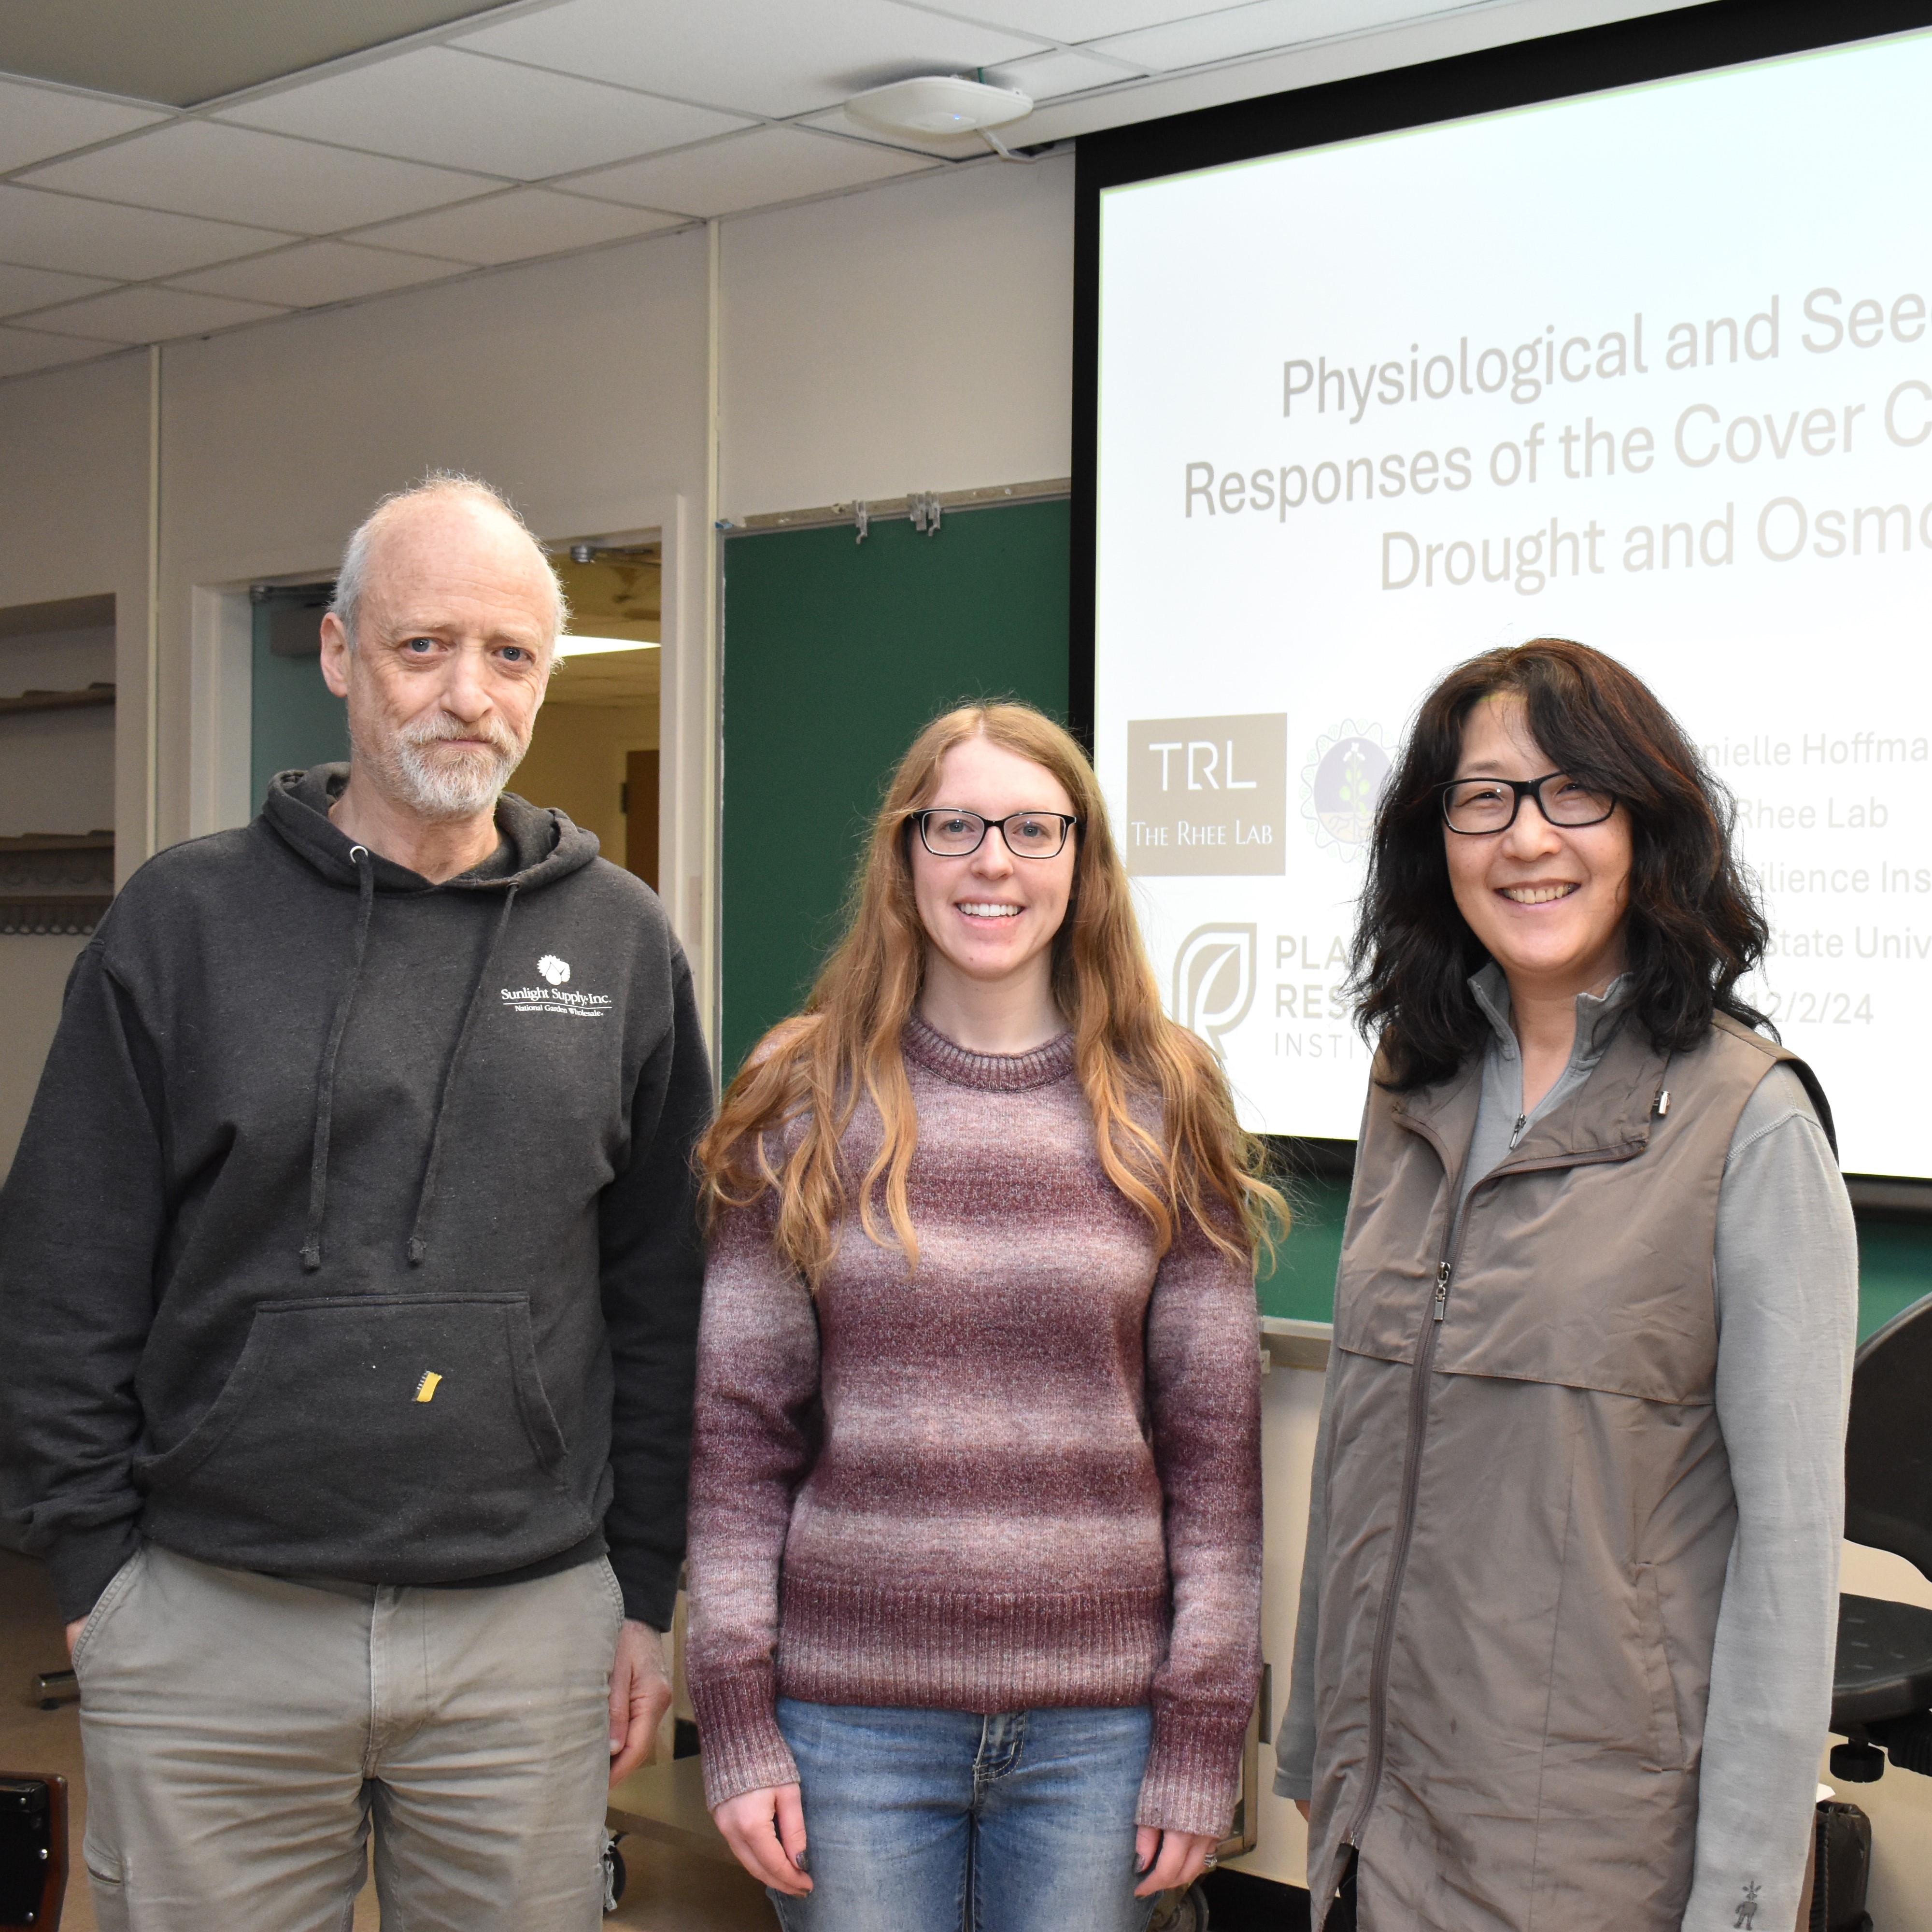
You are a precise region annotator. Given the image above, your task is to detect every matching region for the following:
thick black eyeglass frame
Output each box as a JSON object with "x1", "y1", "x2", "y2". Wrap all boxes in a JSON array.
[
  {"x1": 907, "y1": 808, "x2": 1080, "y2": 859},
  {"x1": 1439, "y1": 771, "x2": 1616, "y2": 836}
]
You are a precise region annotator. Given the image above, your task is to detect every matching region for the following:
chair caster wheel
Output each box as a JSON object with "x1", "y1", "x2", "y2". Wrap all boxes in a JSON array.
[
  {"x1": 1829, "y1": 1740, "x2": 1886, "y2": 1783},
  {"x1": 1149, "y1": 1882, "x2": 1210, "y2": 1932},
  {"x1": 602, "y1": 1830, "x2": 627, "y2": 1913}
]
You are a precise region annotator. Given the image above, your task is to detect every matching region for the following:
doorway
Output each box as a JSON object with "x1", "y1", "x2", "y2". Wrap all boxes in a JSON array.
[{"x1": 514, "y1": 540, "x2": 660, "y2": 890}]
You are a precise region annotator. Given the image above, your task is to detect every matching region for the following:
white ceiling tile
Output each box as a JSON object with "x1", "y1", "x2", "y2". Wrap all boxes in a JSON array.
[
  {"x1": 0, "y1": 326, "x2": 118, "y2": 379},
  {"x1": 217, "y1": 47, "x2": 754, "y2": 182},
  {"x1": 568, "y1": 127, "x2": 936, "y2": 218},
  {"x1": 0, "y1": 261, "x2": 116, "y2": 320},
  {"x1": 18, "y1": 121, "x2": 486, "y2": 235},
  {"x1": 27, "y1": 284, "x2": 286, "y2": 345},
  {"x1": 166, "y1": 240, "x2": 466, "y2": 307},
  {"x1": 1093, "y1": 0, "x2": 1452, "y2": 71},
  {"x1": 0, "y1": 76, "x2": 170, "y2": 174},
  {"x1": 348, "y1": 188, "x2": 687, "y2": 266},
  {"x1": 980, "y1": 47, "x2": 1147, "y2": 98},
  {"x1": 0, "y1": 185, "x2": 291, "y2": 279},
  {"x1": 455, "y1": 0, "x2": 1050, "y2": 119}
]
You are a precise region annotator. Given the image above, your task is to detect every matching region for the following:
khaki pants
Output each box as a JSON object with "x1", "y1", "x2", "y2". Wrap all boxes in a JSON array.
[{"x1": 73, "y1": 1542, "x2": 624, "y2": 1932}]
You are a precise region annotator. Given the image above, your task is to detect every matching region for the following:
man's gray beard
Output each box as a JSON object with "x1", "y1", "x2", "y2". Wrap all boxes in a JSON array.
[{"x1": 354, "y1": 714, "x2": 525, "y2": 822}]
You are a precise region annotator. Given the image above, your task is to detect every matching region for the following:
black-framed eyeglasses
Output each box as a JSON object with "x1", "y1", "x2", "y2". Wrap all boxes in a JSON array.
[
  {"x1": 908, "y1": 808, "x2": 1079, "y2": 860},
  {"x1": 1440, "y1": 771, "x2": 1616, "y2": 836}
]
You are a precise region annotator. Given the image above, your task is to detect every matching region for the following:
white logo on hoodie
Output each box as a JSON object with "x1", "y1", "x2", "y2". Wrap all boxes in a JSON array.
[{"x1": 502, "y1": 954, "x2": 610, "y2": 1018}]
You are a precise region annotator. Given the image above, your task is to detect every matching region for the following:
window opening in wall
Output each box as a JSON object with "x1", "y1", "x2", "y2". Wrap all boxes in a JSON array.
[
  {"x1": 0, "y1": 594, "x2": 118, "y2": 937},
  {"x1": 520, "y1": 541, "x2": 661, "y2": 893},
  {"x1": 0, "y1": 593, "x2": 118, "y2": 1179}
]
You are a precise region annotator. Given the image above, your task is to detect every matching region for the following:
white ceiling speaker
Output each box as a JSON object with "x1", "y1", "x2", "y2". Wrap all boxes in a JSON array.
[{"x1": 845, "y1": 75, "x2": 1034, "y2": 140}]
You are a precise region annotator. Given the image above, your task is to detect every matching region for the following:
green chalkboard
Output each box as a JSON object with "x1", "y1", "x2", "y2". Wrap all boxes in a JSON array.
[
  {"x1": 1257, "y1": 1176, "x2": 1349, "y2": 1324},
  {"x1": 250, "y1": 603, "x2": 347, "y2": 813},
  {"x1": 719, "y1": 501, "x2": 1070, "y2": 1081}
]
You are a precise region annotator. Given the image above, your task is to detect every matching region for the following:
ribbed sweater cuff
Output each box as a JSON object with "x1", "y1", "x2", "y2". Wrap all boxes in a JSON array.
[
  {"x1": 688, "y1": 1666, "x2": 800, "y2": 1811},
  {"x1": 1136, "y1": 1699, "x2": 1252, "y2": 1838}
]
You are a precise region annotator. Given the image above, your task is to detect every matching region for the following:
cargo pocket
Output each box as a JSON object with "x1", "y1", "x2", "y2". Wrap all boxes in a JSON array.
[
  {"x1": 83, "y1": 1835, "x2": 128, "y2": 1932},
  {"x1": 134, "y1": 1294, "x2": 592, "y2": 1577},
  {"x1": 1634, "y1": 1563, "x2": 1686, "y2": 1771}
]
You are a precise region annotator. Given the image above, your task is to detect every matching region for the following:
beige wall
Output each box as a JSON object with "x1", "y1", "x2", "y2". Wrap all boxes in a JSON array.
[
  {"x1": 0, "y1": 363, "x2": 148, "y2": 1180},
  {"x1": 718, "y1": 153, "x2": 1074, "y2": 519},
  {"x1": 1230, "y1": 1360, "x2": 1321, "y2": 1890},
  {"x1": 0, "y1": 353, "x2": 153, "y2": 876},
  {"x1": 0, "y1": 624, "x2": 116, "y2": 838}
]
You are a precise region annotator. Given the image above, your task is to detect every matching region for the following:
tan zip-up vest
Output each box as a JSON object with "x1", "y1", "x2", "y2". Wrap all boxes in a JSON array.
[{"x1": 1305, "y1": 1011, "x2": 1829, "y2": 1932}]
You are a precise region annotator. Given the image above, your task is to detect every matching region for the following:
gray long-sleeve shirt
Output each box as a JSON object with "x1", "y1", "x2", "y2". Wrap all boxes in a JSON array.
[{"x1": 1276, "y1": 975, "x2": 1858, "y2": 1932}]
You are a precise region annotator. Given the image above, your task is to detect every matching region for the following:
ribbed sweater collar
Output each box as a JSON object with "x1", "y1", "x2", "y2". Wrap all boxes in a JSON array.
[{"x1": 902, "y1": 1011, "x2": 1076, "y2": 1091}]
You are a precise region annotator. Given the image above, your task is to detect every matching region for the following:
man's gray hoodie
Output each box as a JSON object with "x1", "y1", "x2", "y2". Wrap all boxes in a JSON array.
[{"x1": 0, "y1": 766, "x2": 711, "y2": 1627}]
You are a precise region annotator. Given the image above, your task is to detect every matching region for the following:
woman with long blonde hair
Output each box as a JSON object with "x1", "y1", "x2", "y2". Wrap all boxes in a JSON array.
[{"x1": 685, "y1": 701, "x2": 1279, "y2": 1932}]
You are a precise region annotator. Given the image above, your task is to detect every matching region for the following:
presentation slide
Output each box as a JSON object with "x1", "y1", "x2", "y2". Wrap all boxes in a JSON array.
[{"x1": 1094, "y1": 27, "x2": 1932, "y2": 1178}]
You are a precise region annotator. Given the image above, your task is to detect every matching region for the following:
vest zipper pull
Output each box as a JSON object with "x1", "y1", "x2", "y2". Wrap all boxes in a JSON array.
[
  {"x1": 1433, "y1": 1261, "x2": 1451, "y2": 1321},
  {"x1": 1508, "y1": 1112, "x2": 1527, "y2": 1148}
]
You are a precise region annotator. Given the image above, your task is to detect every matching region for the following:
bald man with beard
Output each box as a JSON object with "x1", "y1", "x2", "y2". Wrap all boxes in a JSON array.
[{"x1": 0, "y1": 475, "x2": 711, "y2": 1931}]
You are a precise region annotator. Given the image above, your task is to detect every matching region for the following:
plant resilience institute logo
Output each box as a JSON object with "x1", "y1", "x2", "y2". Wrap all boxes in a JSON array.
[
  {"x1": 1172, "y1": 923, "x2": 1257, "y2": 1057},
  {"x1": 1302, "y1": 721, "x2": 1391, "y2": 858}
]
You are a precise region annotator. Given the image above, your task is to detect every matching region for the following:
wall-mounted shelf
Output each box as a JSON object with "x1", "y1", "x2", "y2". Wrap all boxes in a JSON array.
[
  {"x1": 0, "y1": 831, "x2": 114, "y2": 936},
  {"x1": 0, "y1": 682, "x2": 115, "y2": 717}
]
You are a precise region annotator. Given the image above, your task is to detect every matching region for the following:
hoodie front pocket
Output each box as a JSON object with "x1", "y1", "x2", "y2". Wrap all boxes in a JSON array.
[{"x1": 134, "y1": 1294, "x2": 591, "y2": 1574}]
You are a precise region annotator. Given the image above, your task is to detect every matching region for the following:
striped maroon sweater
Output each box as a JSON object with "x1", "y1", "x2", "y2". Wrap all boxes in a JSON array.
[{"x1": 685, "y1": 1017, "x2": 1262, "y2": 1837}]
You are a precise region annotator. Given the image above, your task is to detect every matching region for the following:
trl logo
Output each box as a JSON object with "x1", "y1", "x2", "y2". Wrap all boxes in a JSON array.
[{"x1": 1173, "y1": 923, "x2": 1257, "y2": 1056}]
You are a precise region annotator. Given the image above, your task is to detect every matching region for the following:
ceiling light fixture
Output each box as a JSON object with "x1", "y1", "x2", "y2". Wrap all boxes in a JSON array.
[
  {"x1": 845, "y1": 76, "x2": 1034, "y2": 150},
  {"x1": 558, "y1": 636, "x2": 659, "y2": 656}
]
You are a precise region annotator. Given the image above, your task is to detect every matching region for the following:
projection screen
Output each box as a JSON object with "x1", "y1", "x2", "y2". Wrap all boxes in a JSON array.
[{"x1": 1091, "y1": 17, "x2": 1932, "y2": 1179}]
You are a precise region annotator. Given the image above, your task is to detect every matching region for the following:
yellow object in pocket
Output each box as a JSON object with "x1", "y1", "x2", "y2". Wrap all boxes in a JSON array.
[{"x1": 414, "y1": 1371, "x2": 442, "y2": 1403}]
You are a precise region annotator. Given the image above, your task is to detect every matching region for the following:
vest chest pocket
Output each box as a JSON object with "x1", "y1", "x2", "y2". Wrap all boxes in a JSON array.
[{"x1": 1433, "y1": 1161, "x2": 1720, "y2": 1404}]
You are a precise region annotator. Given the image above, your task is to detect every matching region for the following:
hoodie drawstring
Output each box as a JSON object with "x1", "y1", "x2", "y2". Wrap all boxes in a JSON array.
[
  {"x1": 406, "y1": 883, "x2": 519, "y2": 1266},
  {"x1": 300, "y1": 847, "x2": 376, "y2": 1271}
]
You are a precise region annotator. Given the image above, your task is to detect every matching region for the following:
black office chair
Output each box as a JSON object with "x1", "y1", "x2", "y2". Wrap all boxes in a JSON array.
[
  {"x1": 0, "y1": 1773, "x2": 67, "y2": 1931},
  {"x1": 1829, "y1": 1288, "x2": 1932, "y2": 1782}
]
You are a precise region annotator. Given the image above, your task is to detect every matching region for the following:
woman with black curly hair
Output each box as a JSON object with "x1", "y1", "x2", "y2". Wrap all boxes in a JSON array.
[{"x1": 1276, "y1": 639, "x2": 1858, "y2": 1932}]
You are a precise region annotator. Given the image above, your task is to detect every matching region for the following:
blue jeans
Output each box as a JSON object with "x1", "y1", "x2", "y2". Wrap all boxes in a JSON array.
[{"x1": 769, "y1": 1699, "x2": 1158, "y2": 1932}]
